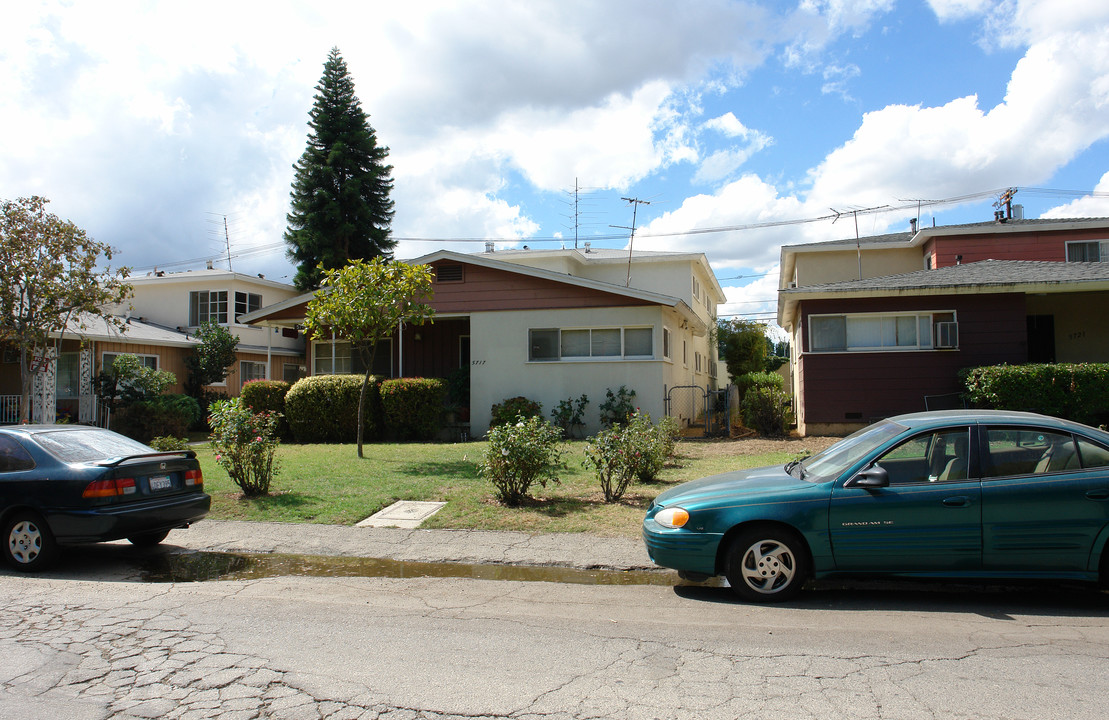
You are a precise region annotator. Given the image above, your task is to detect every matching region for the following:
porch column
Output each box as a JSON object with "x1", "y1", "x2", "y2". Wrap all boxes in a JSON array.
[{"x1": 79, "y1": 346, "x2": 94, "y2": 423}]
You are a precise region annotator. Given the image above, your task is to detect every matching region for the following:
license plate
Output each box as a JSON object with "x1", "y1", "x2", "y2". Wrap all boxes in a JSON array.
[{"x1": 149, "y1": 475, "x2": 172, "y2": 492}]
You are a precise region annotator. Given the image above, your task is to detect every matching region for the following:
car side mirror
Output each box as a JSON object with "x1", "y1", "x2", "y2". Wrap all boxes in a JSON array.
[{"x1": 850, "y1": 465, "x2": 889, "y2": 488}]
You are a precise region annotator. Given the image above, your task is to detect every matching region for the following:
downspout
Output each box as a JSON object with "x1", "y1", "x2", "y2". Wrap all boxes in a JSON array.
[{"x1": 265, "y1": 324, "x2": 272, "y2": 380}]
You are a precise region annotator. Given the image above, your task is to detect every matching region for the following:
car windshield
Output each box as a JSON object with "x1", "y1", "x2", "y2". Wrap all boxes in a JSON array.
[
  {"x1": 794, "y1": 420, "x2": 906, "y2": 483},
  {"x1": 32, "y1": 429, "x2": 154, "y2": 464}
]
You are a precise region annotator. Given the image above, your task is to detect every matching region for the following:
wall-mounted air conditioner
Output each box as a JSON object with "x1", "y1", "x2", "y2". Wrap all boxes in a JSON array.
[{"x1": 935, "y1": 322, "x2": 959, "y2": 349}]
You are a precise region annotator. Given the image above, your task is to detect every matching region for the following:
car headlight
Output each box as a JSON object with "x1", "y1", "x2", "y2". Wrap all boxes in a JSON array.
[{"x1": 654, "y1": 507, "x2": 690, "y2": 529}]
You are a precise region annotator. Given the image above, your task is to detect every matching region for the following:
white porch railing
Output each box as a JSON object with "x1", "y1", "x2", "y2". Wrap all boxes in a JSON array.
[{"x1": 0, "y1": 395, "x2": 20, "y2": 425}]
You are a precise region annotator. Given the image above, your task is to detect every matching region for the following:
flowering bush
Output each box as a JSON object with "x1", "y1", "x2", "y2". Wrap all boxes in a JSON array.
[
  {"x1": 489, "y1": 396, "x2": 543, "y2": 428},
  {"x1": 599, "y1": 385, "x2": 636, "y2": 427},
  {"x1": 208, "y1": 397, "x2": 282, "y2": 497},
  {"x1": 584, "y1": 411, "x2": 682, "y2": 501},
  {"x1": 480, "y1": 415, "x2": 564, "y2": 506}
]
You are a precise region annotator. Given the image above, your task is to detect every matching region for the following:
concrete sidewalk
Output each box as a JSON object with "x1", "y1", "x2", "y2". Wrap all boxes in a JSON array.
[{"x1": 170, "y1": 519, "x2": 658, "y2": 573}]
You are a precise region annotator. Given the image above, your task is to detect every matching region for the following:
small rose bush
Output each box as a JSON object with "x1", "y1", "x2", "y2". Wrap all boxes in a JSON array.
[
  {"x1": 480, "y1": 415, "x2": 564, "y2": 506},
  {"x1": 208, "y1": 397, "x2": 282, "y2": 497},
  {"x1": 584, "y1": 411, "x2": 682, "y2": 502}
]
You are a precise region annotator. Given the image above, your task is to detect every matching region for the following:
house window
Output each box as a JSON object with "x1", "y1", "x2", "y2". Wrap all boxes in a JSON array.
[
  {"x1": 662, "y1": 328, "x2": 672, "y2": 360},
  {"x1": 283, "y1": 363, "x2": 304, "y2": 384},
  {"x1": 102, "y1": 353, "x2": 159, "y2": 371},
  {"x1": 189, "y1": 290, "x2": 228, "y2": 325},
  {"x1": 809, "y1": 312, "x2": 956, "y2": 352},
  {"x1": 235, "y1": 292, "x2": 262, "y2": 321},
  {"x1": 1065, "y1": 241, "x2": 1104, "y2": 262},
  {"x1": 529, "y1": 327, "x2": 655, "y2": 361},
  {"x1": 241, "y1": 361, "x2": 267, "y2": 388},
  {"x1": 313, "y1": 339, "x2": 392, "y2": 376}
]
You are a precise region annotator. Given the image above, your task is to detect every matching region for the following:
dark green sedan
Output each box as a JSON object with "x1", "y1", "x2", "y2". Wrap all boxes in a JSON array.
[{"x1": 643, "y1": 410, "x2": 1109, "y2": 602}]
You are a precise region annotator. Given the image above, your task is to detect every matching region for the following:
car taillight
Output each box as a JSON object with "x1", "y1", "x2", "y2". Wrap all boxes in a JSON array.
[
  {"x1": 185, "y1": 469, "x2": 203, "y2": 487},
  {"x1": 83, "y1": 478, "x2": 138, "y2": 499}
]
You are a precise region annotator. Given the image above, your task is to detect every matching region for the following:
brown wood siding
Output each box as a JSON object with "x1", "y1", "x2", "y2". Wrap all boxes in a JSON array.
[
  {"x1": 96, "y1": 342, "x2": 193, "y2": 395},
  {"x1": 931, "y1": 227, "x2": 1108, "y2": 267},
  {"x1": 798, "y1": 293, "x2": 1027, "y2": 425},
  {"x1": 398, "y1": 317, "x2": 469, "y2": 379},
  {"x1": 428, "y1": 260, "x2": 653, "y2": 313}
]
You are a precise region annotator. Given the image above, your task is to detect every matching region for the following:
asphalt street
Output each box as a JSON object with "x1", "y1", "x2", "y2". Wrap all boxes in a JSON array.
[{"x1": 1, "y1": 520, "x2": 1107, "y2": 720}]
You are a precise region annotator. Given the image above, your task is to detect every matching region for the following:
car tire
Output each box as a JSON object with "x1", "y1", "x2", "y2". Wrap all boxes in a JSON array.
[
  {"x1": 3, "y1": 511, "x2": 59, "y2": 572},
  {"x1": 724, "y1": 527, "x2": 810, "y2": 603},
  {"x1": 127, "y1": 530, "x2": 171, "y2": 547}
]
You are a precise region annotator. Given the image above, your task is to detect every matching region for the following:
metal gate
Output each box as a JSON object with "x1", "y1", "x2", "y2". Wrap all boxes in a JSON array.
[{"x1": 665, "y1": 385, "x2": 732, "y2": 438}]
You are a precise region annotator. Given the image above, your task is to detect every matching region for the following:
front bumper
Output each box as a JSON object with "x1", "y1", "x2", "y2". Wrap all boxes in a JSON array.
[{"x1": 642, "y1": 517, "x2": 723, "y2": 577}]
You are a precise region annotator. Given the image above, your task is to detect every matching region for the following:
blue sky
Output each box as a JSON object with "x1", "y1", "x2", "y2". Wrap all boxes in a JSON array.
[{"x1": 3, "y1": 1, "x2": 1108, "y2": 330}]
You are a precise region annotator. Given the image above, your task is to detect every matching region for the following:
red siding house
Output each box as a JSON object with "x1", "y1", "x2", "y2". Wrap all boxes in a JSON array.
[{"x1": 778, "y1": 217, "x2": 1109, "y2": 436}]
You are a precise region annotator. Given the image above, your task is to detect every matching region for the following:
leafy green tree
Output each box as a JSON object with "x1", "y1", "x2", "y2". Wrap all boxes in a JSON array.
[
  {"x1": 285, "y1": 47, "x2": 396, "y2": 291},
  {"x1": 0, "y1": 196, "x2": 131, "y2": 423},
  {"x1": 716, "y1": 318, "x2": 769, "y2": 384},
  {"x1": 184, "y1": 321, "x2": 240, "y2": 396},
  {"x1": 304, "y1": 258, "x2": 435, "y2": 457}
]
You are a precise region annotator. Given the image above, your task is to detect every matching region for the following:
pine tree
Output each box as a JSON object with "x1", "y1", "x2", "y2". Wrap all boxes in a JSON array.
[{"x1": 285, "y1": 47, "x2": 395, "y2": 291}]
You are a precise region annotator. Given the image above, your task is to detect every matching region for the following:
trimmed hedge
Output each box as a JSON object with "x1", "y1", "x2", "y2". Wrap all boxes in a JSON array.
[
  {"x1": 379, "y1": 378, "x2": 448, "y2": 440},
  {"x1": 241, "y1": 379, "x2": 291, "y2": 439},
  {"x1": 284, "y1": 375, "x2": 381, "y2": 443},
  {"x1": 962, "y1": 363, "x2": 1109, "y2": 426},
  {"x1": 113, "y1": 397, "x2": 197, "y2": 444}
]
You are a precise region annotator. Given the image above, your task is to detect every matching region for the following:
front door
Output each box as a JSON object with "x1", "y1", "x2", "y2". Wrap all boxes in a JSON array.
[{"x1": 829, "y1": 427, "x2": 982, "y2": 572}]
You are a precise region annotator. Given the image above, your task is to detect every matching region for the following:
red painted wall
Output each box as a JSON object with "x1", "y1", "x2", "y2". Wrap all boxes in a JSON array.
[
  {"x1": 925, "y1": 227, "x2": 1108, "y2": 267},
  {"x1": 798, "y1": 293, "x2": 1027, "y2": 425}
]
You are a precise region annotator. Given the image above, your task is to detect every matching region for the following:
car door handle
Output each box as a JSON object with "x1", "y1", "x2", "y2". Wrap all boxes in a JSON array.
[
  {"x1": 1086, "y1": 489, "x2": 1109, "y2": 501},
  {"x1": 942, "y1": 496, "x2": 971, "y2": 507}
]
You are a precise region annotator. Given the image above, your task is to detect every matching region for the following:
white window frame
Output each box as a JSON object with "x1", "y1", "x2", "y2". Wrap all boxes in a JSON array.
[
  {"x1": 240, "y1": 360, "x2": 267, "y2": 389},
  {"x1": 1065, "y1": 240, "x2": 1106, "y2": 263},
  {"x1": 102, "y1": 352, "x2": 160, "y2": 371},
  {"x1": 808, "y1": 311, "x2": 957, "y2": 353},
  {"x1": 527, "y1": 326, "x2": 655, "y2": 362},
  {"x1": 312, "y1": 338, "x2": 393, "y2": 376},
  {"x1": 662, "y1": 327, "x2": 672, "y2": 360},
  {"x1": 189, "y1": 290, "x2": 229, "y2": 326},
  {"x1": 234, "y1": 291, "x2": 262, "y2": 321}
]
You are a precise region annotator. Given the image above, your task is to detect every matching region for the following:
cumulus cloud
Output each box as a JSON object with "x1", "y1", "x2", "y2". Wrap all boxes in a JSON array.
[{"x1": 1041, "y1": 171, "x2": 1109, "y2": 218}]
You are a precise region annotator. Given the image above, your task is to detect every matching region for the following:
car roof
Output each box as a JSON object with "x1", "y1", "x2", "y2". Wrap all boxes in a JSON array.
[
  {"x1": 1, "y1": 424, "x2": 107, "y2": 437},
  {"x1": 887, "y1": 409, "x2": 1106, "y2": 435}
]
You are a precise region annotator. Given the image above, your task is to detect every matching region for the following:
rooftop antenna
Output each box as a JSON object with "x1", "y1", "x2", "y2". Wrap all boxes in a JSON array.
[
  {"x1": 831, "y1": 204, "x2": 888, "y2": 281},
  {"x1": 611, "y1": 197, "x2": 651, "y2": 287}
]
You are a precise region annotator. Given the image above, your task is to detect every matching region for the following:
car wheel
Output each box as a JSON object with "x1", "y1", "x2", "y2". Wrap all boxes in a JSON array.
[
  {"x1": 127, "y1": 530, "x2": 171, "y2": 547},
  {"x1": 3, "y1": 511, "x2": 59, "y2": 572},
  {"x1": 724, "y1": 527, "x2": 810, "y2": 603}
]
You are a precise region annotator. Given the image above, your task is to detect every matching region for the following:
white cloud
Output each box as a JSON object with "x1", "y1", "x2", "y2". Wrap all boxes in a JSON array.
[{"x1": 1041, "y1": 171, "x2": 1109, "y2": 218}]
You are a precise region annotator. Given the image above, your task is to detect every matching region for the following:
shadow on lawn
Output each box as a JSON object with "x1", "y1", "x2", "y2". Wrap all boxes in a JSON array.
[
  {"x1": 234, "y1": 491, "x2": 319, "y2": 510},
  {"x1": 395, "y1": 460, "x2": 481, "y2": 479}
]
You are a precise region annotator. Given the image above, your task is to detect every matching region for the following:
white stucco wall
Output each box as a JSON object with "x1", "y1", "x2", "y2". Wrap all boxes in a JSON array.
[{"x1": 468, "y1": 305, "x2": 717, "y2": 436}]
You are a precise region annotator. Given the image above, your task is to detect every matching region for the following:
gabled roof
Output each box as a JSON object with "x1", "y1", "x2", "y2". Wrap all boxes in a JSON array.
[
  {"x1": 777, "y1": 259, "x2": 1109, "y2": 326},
  {"x1": 241, "y1": 249, "x2": 707, "y2": 332},
  {"x1": 127, "y1": 267, "x2": 298, "y2": 292}
]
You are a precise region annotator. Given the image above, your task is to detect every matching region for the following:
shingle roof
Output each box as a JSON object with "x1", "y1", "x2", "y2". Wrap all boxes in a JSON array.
[{"x1": 783, "y1": 260, "x2": 1109, "y2": 294}]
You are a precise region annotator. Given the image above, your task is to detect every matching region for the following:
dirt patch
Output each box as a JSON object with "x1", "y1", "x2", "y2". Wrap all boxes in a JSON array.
[{"x1": 676, "y1": 434, "x2": 840, "y2": 459}]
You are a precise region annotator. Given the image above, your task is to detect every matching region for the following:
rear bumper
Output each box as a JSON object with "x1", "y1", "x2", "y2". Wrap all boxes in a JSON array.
[{"x1": 45, "y1": 493, "x2": 211, "y2": 544}]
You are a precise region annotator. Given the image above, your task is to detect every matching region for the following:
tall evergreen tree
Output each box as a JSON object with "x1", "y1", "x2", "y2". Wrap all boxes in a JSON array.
[{"x1": 285, "y1": 47, "x2": 395, "y2": 291}]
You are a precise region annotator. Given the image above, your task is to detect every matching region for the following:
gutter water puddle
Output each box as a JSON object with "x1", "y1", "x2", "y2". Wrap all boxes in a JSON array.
[{"x1": 141, "y1": 550, "x2": 722, "y2": 588}]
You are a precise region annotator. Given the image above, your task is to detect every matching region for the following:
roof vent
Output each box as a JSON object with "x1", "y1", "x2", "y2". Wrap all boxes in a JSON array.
[
  {"x1": 206, "y1": 259, "x2": 214, "y2": 269},
  {"x1": 484, "y1": 241, "x2": 494, "y2": 253},
  {"x1": 910, "y1": 217, "x2": 918, "y2": 234},
  {"x1": 1012, "y1": 204, "x2": 1024, "y2": 220},
  {"x1": 584, "y1": 241, "x2": 591, "y2": 253}
]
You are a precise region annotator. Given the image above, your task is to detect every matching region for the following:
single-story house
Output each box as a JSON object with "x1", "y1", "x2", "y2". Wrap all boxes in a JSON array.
[{"x1": 243, "y1": 247, "x2": 726, "y2": 436}]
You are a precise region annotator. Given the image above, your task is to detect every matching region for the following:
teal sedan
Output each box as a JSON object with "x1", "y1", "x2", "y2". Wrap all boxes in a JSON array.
[{"x1": 643, "y1": 410, "x2": 1109, "y2": 602}]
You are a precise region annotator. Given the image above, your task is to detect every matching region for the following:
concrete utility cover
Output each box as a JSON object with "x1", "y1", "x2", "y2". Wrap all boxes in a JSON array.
[{"x1": 357, "y1": 501, "x2": 447, "y2": 529}]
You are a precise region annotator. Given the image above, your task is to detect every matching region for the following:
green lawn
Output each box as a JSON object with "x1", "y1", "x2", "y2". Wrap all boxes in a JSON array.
[{"x1": 198, "y1": 440, "x2": 804, "y2": 539}]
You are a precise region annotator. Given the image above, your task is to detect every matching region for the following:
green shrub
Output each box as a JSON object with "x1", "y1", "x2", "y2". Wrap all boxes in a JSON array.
[
  {"x1": 479, "y1": 415, "x2": 564, "y2": 506},
  {"x1": 599, "y1": 385, "x2": 636, "y2": 427},
  {"x1": 150, "y1": 393, "x2": 202, "y2": 428},
  {"x1": 963, "y1": 363, "x2": 1109, "y2": 425},
  {"x1": 241, "y1": 380, "x2": 291, "y2": 439},
  {"x1": 379, "y1": 377, "x2": 448, "y2": 440},
  {"x1": 112, "y1": 400, "x2": 191, "y2": 443},
  {"x1": 193, "y1": 390, "x2": 230, "y2": 431},
  {"x1": 490, "y1": 396, "x2": 542, "y2": 428},
  {"x1": 735, "y1": 370, "x2": 784, "y2": 399},
  {"x1": 148, "y1": 436, "x2": 190, "y2": 451},
  {"x1": 582, "y1": 411, "x2": 680, "y2": 500},
  {"x1": 551, "y1": 394, "x2": 589, "y2": 438},
  {"x1": 741, "y1": 386, "x2": 793, "y2": 437},
  {"x1": 208, "y1": 397, "x2": 282, "y2": 497},
  {"x1": 284, "y1": 375, "x2": 381, "y2": 443}
]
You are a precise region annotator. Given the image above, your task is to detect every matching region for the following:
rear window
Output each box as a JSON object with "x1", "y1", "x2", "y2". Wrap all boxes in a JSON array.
[{"x1": 32, "y1": 429, "x2": 154, "y2": 464}]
